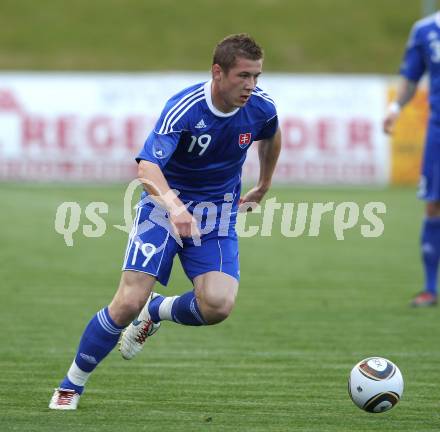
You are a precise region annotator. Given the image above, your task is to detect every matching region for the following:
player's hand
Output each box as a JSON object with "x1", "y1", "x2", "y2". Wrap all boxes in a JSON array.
[
  {"x1": 383, "y1": 112, "x2": 399, "y2": 135},
  {"x1": 170, "y1": 208, "x2": 200, "y2": 239},
  {"x1": 239, "y1": 186, "x2": 267, "y2": 212}
]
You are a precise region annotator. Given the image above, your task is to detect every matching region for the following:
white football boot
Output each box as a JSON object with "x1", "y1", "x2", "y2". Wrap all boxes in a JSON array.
[
  {"x1": 49, "y1": 388, "x2": 80, "y2": 410},
  {"x1": 119, "y1": 292, "x2": 161, "y2": 360}
]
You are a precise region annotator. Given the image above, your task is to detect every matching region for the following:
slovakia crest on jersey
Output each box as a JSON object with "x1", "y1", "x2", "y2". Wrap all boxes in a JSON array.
[{"x1": 238, "y1": 133, "x2": 252, "y2": 149}]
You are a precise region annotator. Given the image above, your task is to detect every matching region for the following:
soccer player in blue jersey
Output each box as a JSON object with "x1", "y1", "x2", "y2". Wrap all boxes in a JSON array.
[
  {"x1": 384, "y1": 12, "x2": 440, "y2": 307},
  {"x1": 49, "y1": 33, "x2": 281, "y2": 409}
]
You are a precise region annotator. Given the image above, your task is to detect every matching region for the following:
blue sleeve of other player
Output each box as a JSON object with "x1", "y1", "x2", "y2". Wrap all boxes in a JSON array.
[
  {"x1": 400, "y1": 23, "x2": 426, "y2": 82},
  {"x1": 255, "y1": 114, "x2": 278, "y2": 141},
  {"x1": 135, "y1": 131, "x2": 180, "y2": 168}
]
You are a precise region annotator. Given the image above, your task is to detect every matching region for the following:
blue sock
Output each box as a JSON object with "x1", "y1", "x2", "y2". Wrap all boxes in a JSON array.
[
  {"x1": 149, "y1": 291, "x2": 206, "y2": 326},
  {"x1": 148, "y1": 295, "x2": 165, "y2": 323},
  {"x1": 421, "y1": 217, "x2": 440, "y2": 295},
  {"x1": 59, "y1": 307, "x2": 124, "y2": 394}
]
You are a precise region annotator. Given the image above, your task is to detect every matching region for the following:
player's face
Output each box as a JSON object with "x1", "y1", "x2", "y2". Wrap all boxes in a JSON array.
[{"x1": 212, "y1": 57, "x2": 263, "y2": 112}]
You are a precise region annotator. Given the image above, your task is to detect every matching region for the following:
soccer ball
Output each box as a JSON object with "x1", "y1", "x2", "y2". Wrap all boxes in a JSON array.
[{"x1": 348, "y1": 357, "x2": 404, "y2": 413}]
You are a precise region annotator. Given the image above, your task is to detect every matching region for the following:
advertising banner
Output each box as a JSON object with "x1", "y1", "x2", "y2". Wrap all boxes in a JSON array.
[
  {"x1": 247, "y1": 75, "x2": 389, "y2": 184},
  {"x1": 0, "y1": 73, "x2": 391, "y2": 184}
]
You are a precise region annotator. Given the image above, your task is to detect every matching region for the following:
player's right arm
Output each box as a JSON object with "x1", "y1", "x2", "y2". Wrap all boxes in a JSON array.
[
  {"x1": 137, "y1": 160, "x2": 199, "y2": 238},
  {"x1": 383, "y1": 20, "x2": 426, "y2": 135}
]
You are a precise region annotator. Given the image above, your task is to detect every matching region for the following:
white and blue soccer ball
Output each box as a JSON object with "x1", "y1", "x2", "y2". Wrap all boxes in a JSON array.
[{"x1": 348, "y1": 357, "x2": 404, "y2": 413}]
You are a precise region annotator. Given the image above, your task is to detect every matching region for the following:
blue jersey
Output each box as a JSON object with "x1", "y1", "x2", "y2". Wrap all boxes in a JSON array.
[
  {"x1": 400, "y1": 12, "x2": 440, "y2": 120},
  {"x1": 136, "y1": 80, "x2": 278, "y2": 203}
]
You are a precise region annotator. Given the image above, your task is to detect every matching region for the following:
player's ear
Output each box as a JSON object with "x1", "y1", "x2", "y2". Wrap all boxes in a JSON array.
[{"x1": 212, "y1": 64, "x2": 223, "y2": 81}]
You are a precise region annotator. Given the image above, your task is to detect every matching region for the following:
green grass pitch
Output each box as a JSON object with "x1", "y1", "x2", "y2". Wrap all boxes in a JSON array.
[
  {"x1": 0, "y1": 0, "x2": 421, "y2": 73},
  {"x1": 1, "y1": 183, "x2": 439, "y2": 431}
]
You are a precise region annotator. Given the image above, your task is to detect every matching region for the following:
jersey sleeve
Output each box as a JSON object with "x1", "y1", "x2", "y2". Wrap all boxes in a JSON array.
[
  {"x1": 399, "y1": 22, "x2": 426, "y2": 82},
  {"x1": 255, "y1": 102, "x2": 279, "y2": 141},
  {"x1": 136, "y1": 101, "x2": 186, "y2": 168}
]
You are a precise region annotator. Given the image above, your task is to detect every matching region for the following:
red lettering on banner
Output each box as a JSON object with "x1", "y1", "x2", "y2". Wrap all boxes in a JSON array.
[
  {"x1": 282, "y1": 118, "x2": 308, "y2": 150},
  {"x1": 0, "y1": 90, "x2": 22, "y2": 112},
  {"x1": 56, "y1": 116, "x2": 77, "y2": 152},
  {"x1": 124, "y1": 116, "x2": 145, "y2": 151},
  {"x1": 18, "y1": 114, "x2": 148, "y2": 155},
  {"x1": 22, "y1": 116, "x2": 47, "y2": 149},
  {"x1": 87, "y1": 117, "x2": 115, "y2": 152},
  {"x1": 316, "y1": 118, "x2": 336, "y2": 153},
  {"x1": 347, "y1": 119, "x2": 373, "y2": 152}
]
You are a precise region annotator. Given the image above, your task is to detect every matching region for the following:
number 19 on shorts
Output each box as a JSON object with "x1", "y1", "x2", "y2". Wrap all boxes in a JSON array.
[{"x1": 131, "y1": 242, "x2": 157, "y2": 267}]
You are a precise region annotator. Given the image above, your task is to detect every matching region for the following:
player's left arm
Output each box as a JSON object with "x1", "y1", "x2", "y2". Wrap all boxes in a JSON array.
[
  {"x1": 239, "y1": 127, "x2": 281, "y2": 211},
  {"x1": 383, "y1": 77, "x2": 418, "y2": 134}
]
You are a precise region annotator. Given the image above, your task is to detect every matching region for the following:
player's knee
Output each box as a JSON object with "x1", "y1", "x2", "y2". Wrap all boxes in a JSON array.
[
  {"x1": 201, "y1": 294, "x2": 236, "y2": 324},
  {"x1": 210, "y1": 302, "x2": 234, "y2": 324},
  {"x1": 109, "y1": 294, "x2": 145, "y2": 325},
  {"x1": 121, "y1": 294, "x2": 145, "y2": 316}
]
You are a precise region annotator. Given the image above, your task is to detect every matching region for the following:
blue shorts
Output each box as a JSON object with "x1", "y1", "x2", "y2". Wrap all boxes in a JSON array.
[
  {"x1": 418, "y1": 119, "x2": 440, "y2": 201},
  {"x1": 122, "y1": 204, "x2": 240, "y2": 286}
]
